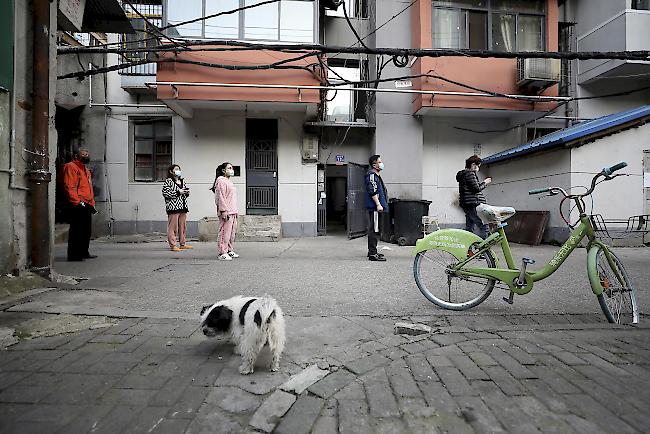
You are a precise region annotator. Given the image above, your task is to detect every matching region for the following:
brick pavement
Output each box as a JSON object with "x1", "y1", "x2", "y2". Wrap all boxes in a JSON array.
[{"x1": 1, "y1": 314, "x2": 649, "y2": 433}]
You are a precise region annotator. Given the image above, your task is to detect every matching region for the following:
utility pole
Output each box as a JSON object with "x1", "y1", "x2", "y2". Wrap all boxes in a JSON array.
[{"x1": 29, "y1": 0, "x2": 52, "y2": 276}]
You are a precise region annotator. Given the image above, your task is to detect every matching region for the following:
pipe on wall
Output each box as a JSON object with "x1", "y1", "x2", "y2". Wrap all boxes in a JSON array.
[
  {"x1": 146, "y1": 81, "x2": 572, "y2": 102},
  {"x1": 28, "y1": 0, "x2": 52, "y2": 275}
]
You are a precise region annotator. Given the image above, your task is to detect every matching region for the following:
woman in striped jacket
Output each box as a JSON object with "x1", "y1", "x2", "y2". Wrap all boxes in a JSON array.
[{"x1": 162, "y1": 164, "x2": 193, "y2": 251}]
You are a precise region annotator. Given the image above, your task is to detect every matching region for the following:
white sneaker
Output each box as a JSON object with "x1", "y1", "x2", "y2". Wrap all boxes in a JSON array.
[
  {"x1": 218, "y1": 253, "x2": 232, "y2": 261},
  {"x1": 228, "y1": 251, "x2": 240, "y2": 258}
]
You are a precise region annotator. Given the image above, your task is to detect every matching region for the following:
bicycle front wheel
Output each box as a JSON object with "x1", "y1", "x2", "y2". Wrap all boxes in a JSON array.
[
  {"x1": 594, "y1": 248, "x2": 639, "y2": 324},
  {"x1": 413, "y1": 249, "x2": 496, "y2": 311}
]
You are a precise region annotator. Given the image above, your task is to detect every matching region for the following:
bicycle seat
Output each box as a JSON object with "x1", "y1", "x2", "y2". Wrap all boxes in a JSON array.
[{"x1": 476, "y1": 204, "x2": 516, "y2": 224}]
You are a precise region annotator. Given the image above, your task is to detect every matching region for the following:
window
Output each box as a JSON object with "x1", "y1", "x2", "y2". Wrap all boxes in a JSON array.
[
  {"x1": 327, "y1": 66, "x2": 361, "y2": 122},
  {"x1": 165, "y1": 0, "x2": 315, "y2": 42},
  {"x1": 633, "y1": 0, "x2": 650, "y2": 10},
  {"x1": 325, "y1": 0, "x2": 368, "y2": 19},
  {"x1": 133, "y1": 120, "x2": 172, "y2": 182},
  {"x1": 432, "y1": 0, "x2": 545, "y2": 52},
  {"x1": 526, "y1": 127, "x2": 558, "y2": 142}
]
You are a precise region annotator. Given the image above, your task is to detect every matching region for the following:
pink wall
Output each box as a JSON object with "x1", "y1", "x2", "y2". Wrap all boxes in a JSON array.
[
  {"x1": 411, "y1": 0, "x2": 559, "y2": 114},
  {"x1": 157, "y1": 47, "x2": 324, "y2": 104}
]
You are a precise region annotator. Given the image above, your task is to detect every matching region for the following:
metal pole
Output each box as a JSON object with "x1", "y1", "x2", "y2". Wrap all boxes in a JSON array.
[
  {"x1": 146, "y1": 81, "x2": 573, "y2": 102},
  {"x1": 28, "y1": 0, "x2": 51, "y2": 276}
]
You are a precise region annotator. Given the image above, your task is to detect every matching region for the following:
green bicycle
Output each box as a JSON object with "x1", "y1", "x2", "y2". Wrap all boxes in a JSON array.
[{"x1": 413, "y1": 162, "x2": 639, "y2": 324}]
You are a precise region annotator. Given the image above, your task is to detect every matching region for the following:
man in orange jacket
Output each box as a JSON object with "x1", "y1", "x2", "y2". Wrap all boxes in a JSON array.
[{"x1": 63, "y1": 148, "x2": 97, "y2": 261}]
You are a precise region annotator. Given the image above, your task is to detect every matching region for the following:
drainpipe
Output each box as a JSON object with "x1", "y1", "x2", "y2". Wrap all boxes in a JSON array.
[{"x1": 28, "y1": 0, "x2": 51, "y2": 275}]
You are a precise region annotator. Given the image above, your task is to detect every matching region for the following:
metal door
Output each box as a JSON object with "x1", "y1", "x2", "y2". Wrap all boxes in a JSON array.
[
  {"x1": 246, "y1": 119, "x2": 278, "y2": 215},
  {"x1": 347, "y1": 162, "x2": 368, "y2": 239}
]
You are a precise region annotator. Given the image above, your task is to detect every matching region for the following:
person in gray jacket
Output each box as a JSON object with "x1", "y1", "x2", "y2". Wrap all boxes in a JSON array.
[{"x1": 456, "y1": 155, "x2": 492, "y2": 239}]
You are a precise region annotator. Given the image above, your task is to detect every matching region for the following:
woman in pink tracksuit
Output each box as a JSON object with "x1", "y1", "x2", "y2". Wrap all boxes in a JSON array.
[{"x1": 214, "y1": 162, "x2": 239, "y2": 260}]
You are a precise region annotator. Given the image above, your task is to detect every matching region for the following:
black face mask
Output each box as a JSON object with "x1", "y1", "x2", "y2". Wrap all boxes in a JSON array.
[{"x1": 80, "y1": 156, "x2": 90, "y2": 164}]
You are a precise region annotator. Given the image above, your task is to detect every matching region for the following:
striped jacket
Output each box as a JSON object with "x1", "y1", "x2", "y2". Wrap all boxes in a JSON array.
[{"x1": 162, "y1": 178, "x2": 189, "y2": 214}]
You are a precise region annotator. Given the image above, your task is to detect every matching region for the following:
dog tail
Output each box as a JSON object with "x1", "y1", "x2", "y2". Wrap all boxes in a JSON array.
[{"x1": 253, "y1": 297, "x2": 283, "y2": 329}]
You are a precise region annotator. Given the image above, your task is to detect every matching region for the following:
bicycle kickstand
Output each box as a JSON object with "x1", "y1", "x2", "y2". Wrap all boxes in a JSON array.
[{"x1": 503, "y1": 291, "x2": 514, "y2": 305}]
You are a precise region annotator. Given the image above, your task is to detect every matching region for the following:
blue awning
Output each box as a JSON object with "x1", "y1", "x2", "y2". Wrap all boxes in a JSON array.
[{"x1": 483, "y1": 105, "x2": 650, "y2": 165}]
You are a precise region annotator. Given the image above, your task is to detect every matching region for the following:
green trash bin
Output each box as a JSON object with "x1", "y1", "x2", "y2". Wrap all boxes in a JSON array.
[{"x1": 391, "y1": 199, "x2": 432, "y2": 246}]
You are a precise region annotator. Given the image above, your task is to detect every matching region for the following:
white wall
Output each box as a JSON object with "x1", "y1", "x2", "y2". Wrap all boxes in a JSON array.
[
  {"x1": 421, "y1": 117, "x2": 521, "y2": 226},
  {"x1": 277, "y1": 113, "x2": 317, "y2": 225},
  {"x1": 570, "y1": 124, "x2": 649, "y2": 221},
  {"x1": 106, "y1": 109, "x2": 317, "y2": 229},
  {"x1": 486, "y1": 150, "x2": 572, "y2": 233}
]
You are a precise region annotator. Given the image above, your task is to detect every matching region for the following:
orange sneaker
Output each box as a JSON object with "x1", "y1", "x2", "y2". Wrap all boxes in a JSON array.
[
  {"x1": 180, "y1": 245, "x2": 194, "y2": 250},
  {"x1": 170, "y1": 246, "x2": 181, "y2": 251}
]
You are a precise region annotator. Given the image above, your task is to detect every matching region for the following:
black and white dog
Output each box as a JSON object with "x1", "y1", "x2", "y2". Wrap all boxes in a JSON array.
[{"x1": 200, "y1": 295, "x2": 285, "y2": 375}]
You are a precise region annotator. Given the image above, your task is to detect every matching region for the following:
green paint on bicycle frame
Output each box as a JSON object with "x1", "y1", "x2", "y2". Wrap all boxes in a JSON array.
[
  {"x1": 530, "y1": 219, "x2": 590, "y2": 282},
  {"x1": 587, "y1": 246, "x2": 604, "y2": 295},
  {"x1": 412, "y1": 229, "x2": 484, "y2": 261},
  {"x1": 456, "y1": 216, "x2": 597, "y2": 293},
  {"x1": 458, "y1": 266, "x2": 535, "y2": 294},
  {"x1": 587, "y1": 243, "x2": 624, "y2": 296}
]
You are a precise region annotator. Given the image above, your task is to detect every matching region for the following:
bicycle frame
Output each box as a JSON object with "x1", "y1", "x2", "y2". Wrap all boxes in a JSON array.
[{"x1": 453, "y1": 214, "x2": 607, "y2": 295}]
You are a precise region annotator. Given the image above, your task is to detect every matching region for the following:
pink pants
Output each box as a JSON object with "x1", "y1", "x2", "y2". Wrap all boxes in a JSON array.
[
  {"x1": 167, "y1": 212, "x2": 187, "y2": 248},
  {"x1": 218, "y1": 214, "x2": 237, "y2": 254}
]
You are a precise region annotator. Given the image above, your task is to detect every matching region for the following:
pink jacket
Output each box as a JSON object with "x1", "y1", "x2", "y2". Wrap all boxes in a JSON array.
[{"x1": 214, "y1": 176, "x2": 238, "y2": 215}]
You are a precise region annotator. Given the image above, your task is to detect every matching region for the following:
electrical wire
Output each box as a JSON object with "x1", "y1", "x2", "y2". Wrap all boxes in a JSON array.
[{"x1": 342, "y1": 0, "x2": 369, "y2": 50}]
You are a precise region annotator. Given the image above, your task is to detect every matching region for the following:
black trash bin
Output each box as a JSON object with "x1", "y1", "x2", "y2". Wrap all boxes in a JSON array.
[
  {"x1": 391, "y1": 199, "x2": 432, "y2": 246},
  {"x1": 379, "y1": 207, "x2": 394, "y2": 243}
]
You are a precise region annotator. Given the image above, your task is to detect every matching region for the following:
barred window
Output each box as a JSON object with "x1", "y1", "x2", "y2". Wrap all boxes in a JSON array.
[{"x1": 133, "y1": 119, "x2": 172, "y2": 182}]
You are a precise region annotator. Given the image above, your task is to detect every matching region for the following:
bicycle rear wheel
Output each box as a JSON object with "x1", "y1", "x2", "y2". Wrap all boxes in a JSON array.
[
  {"x1": 594, "y1": 248, "x2": 639, "y2": 324},
  {"x1": 413, "y1": 248, "x2": 496, "y2": 310}
]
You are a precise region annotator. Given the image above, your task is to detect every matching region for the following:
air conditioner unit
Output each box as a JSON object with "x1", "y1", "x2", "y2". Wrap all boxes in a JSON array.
[
  {"x1": 302, "y1": 135, "x2": 319, "y2": 162},
  {"x1": 516, "y1": 58, "x2": 561, "y2": 90}
]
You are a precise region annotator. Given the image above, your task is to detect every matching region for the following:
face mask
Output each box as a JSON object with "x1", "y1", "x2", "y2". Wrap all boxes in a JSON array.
[
  {"x1": 377, "y1": 162, "x2": 385, "y2": 171},
  {"x1": 226, "y1": 169, "x2": 234, "y2": 177},
  {"x1": 80, "y1": 156, "x2": 90, "y2": 164},
  {"x1": 174, "y1": 170, "x2": 182, "y2": 177}
]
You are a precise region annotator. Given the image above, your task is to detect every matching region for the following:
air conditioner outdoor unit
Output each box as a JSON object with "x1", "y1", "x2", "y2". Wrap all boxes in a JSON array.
[
  {"x1": 516, "y1": 58, "x2": 561, "y2": 90},
  {"x1": 302, "y1": 134, "x2": 319, "y2": 162}
]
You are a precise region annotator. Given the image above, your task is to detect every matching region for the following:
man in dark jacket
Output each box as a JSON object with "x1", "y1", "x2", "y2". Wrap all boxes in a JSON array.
[
  {"x1": 456, "y1": 155, "x2": 492, "y2": 239},
  {"x1": 365, "y1": 155, "x2": 389, "y2": 261}
]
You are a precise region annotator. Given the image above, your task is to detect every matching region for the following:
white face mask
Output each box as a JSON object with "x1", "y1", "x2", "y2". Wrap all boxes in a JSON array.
[
  {"x1": 174, "y1": 170, "x2": 182, "y2": 177},
  {"x1": 226, "y1": 169, "x2": 234, "y2": 177}
]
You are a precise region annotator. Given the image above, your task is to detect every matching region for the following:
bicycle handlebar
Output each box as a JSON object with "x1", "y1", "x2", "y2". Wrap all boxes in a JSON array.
[
  {"x1": 603, "y1": 161, "x2": 627, "y2": 177},
  {"x1": 529, "y1": 161, "x2": 627, "y2": 199},
  {"x1": 528, "y1": 187, "x2": 550, "y2": 195}
]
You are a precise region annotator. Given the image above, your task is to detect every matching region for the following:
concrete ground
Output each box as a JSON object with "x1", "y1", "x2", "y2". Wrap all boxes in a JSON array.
[{"x1": 0, "y1": 236, "x2": 649, "y2": 433}]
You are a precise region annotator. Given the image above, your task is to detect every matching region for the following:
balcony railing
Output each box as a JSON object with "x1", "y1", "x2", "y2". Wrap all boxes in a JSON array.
[{"x1": 119, "y1": 1, "x2": 162, "y2": 77}]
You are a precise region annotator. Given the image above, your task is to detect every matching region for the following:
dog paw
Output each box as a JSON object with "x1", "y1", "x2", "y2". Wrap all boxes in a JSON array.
[
  {"x1": 270, "y1": 363, "x2": 280, "y2": 372},
  {"x1": 239, "y1": 365, "x2": 254, "y2": 375}
]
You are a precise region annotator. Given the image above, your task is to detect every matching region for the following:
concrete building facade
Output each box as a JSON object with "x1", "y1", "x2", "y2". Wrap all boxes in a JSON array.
[
  {"x1": 82, "y1": 0, "x2": 571, "y2": 240},
  {"x1": 481, "y1": 0, "x2": 650, "y2": 242},
  {"x1": 4, "y1": 0, "x2": 648, "y2": 273}
]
